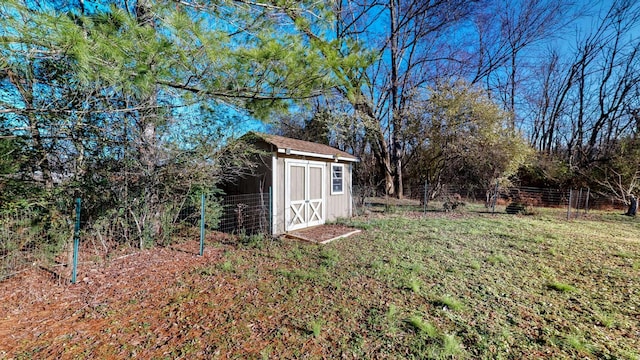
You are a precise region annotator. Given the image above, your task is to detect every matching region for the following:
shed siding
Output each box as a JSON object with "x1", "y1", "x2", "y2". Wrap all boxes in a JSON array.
[
  {"x1": 326, "y1": 162, "x2": 352, "y2": 221},
  {"x1": 223, "y1": 153, "x2": 272, "y2": 196},
  {"x1": 271, "y1": 154, "x2": 278, "y2": 236}
]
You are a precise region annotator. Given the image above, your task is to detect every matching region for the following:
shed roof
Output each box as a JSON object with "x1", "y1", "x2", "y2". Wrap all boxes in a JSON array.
[{"x1": 250, "y1": 132, "x2": 358, "y2": 162}]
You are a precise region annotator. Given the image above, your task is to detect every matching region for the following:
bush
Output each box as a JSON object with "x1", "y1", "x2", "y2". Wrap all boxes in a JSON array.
[{"x1": 506, "y1": 202, "x2": 527, "y2": 215}]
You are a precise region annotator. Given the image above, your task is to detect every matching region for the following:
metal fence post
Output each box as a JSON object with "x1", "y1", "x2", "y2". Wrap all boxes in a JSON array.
[
  {"x1": 200, "y1": 193, "x2": 205, "y2": 256},
  {"x1": 578, "y1": 188, "x2": 583, "y2": 217},
  {"x1": 584, "y1": 188, "x2": 590, "y2": 214},
  {"x1": 567, "y1": 189, "x2": 573, "y2": 220},
  {"x1": 423, "y1": 181, "x2": 428, "y2": 214},
  {"x1": 492, "y1": 181, "x2": 499, "y2": 214},
  {"x1": 71, "y1": 198, "x2": 81, "y2": 284}
]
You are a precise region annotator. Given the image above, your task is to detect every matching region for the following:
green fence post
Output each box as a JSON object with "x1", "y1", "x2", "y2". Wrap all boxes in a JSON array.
[
  {"x1": 71, "y1": 197, "x2": 81, "y2": 284},
  {"x1": 200, "y1": 193, "x2": 205, "y2": 256}
]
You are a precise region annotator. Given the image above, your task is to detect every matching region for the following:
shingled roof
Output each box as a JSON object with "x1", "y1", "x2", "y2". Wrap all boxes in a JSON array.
[{"x1": 250, "y1": 132, "x2": 358, "y2": 162}]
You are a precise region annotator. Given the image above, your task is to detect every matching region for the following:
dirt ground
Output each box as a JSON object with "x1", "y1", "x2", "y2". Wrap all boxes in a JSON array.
[
  {"x1": 0, "y1": 225, "x2": 359, "y2": 358},
  {"x1": 0, "y1": 240, "x2": 222, "y2": 355}
]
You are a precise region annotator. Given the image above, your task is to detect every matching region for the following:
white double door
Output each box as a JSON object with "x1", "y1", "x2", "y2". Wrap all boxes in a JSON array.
[{"x1": 285, "y1": 160, "x2": 326, "y2": 231}]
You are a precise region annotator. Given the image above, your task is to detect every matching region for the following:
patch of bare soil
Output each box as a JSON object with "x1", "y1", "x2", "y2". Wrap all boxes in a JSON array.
[{"x1": 0, "y1": 239, "x2": 224, "y2": 358}]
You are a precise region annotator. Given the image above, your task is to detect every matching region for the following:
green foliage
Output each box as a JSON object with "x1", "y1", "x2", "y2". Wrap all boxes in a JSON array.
[
  {"x1": 487, "y1": 253, "x2": 507, "y2": 265},
  {"x1": 406, "y1": 315, "x2": 462, "y2": 358},
  {"x1": 518, "y1": 154, "x2": 572, "y2": 188},
  {"x1": 405, "y1": 277, "x2": 422, "y2": 294},
  {"x1": 405, "y1": 80, "x2": 534, "y2": 190},
  {"x1": 218, "y1": 260, "x2": 234, "y2": 273},
  {"x1": 505, "y1": 202, "x2": 528, "y2": 215},
  {"x1": 441, "y1": 333, "x2": 463, "y2": 357},
  {"x1": 0, "y1": 138, "x2": 20, "y2": 176},
  {"x1": 319, "y1": 247, "x2": 339, "y2": 267},
  {"x1": 238, "y1": 232, "x2": 268, "y2": 249},
  {"x1": 563, "y1": 332, "x2": 593, "y2": 355},
  {"x1": 2, "y1": 0, "x2": 338, "y2": 251},
  {"x1": 0, "y1": 138, "x2": 37, "y2": 208}
]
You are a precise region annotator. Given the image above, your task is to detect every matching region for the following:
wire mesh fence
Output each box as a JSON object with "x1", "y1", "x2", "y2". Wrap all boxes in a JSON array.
[
  {"x1": 0, "y1": 209, "x2": 72, "y2": 281},
  {"x1": 217, "y1": 192, "x2": 271, "y2": 235},
  {"x1": 0, "y1": 182, "x2": 629, "y2": 284},
  {"x1": 0, "y1": 190, "x2": 272, "y2": 283},
  {"x1": 354, "y1": 183, "x2": 624, "y2": 217}
]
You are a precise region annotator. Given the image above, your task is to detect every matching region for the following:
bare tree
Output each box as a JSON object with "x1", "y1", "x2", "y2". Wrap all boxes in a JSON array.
[
  {"x1": 524, "y1": 0, "x2": 640, "y2": 164},
  {"x1": 467, "y1": 0, "x2": 581, "y2": 130}
]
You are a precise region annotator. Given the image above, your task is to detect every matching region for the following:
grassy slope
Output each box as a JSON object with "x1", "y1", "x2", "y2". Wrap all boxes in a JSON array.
[{"x1": 7, "y1": 208, "x2": 640, "y2": 359}]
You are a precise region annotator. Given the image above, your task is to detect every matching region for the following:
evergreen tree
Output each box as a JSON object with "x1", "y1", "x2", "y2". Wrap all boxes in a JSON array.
[{"x1": 0, "y1": 0, "x2": 339, "y2": 243}]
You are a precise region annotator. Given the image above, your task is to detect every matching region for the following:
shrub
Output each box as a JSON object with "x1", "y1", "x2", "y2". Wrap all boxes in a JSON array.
[{"x1": 506, "y1": 202, "x2": 527, "y2": 215}]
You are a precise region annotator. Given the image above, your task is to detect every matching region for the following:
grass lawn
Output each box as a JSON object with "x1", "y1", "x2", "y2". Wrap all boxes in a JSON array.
[{"x1": 3, "y1": 206, "x2": 640, "y2": 359}]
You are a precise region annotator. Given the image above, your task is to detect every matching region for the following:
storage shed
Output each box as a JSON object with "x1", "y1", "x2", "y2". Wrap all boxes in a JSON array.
[{"x1": 226, "y1": 132, "x2": 358, "y2": 235}]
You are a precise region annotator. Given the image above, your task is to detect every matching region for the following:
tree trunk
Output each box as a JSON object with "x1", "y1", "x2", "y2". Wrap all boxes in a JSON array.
[
  {"x1": 371, "y1": 122, "x2": 395, "y2": 196},
  {"x1": 389, "y1": 0, "x2": 403, "y2": 199},
  {"x1": 626, "y1": 195, "x2": 637, "y2": 216},
  {"x1": 135, "y1": 0, "x2": 162, "y2": 246},
  {"x1": 28, "y1": 113, "x2": 54, "y2": 190},
  {"x1": 355, "y1": 100, "x2": 395, "y2": 196}
]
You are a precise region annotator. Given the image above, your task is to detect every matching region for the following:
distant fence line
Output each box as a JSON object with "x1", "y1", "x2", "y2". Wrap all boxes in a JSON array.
[
  {"x1": 354, "y1": 183, "x2": 625, "y2": 216},
  {"x1": 0, "y1": 190, "x2": 271, "y2": 283}
]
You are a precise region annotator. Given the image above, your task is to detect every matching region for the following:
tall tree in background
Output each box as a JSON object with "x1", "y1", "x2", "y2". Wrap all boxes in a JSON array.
[
  {"x1": 385, "y1": 0, "x2": 478, "y2": 197},
  {"x1": 455, "y1": 0, "x2": 585, "y2": 148},
  {"x1": 404, "y1": 80, "x2": 532, "y2": 193}
]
